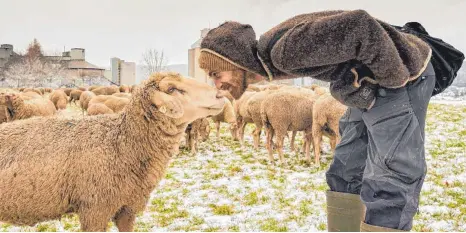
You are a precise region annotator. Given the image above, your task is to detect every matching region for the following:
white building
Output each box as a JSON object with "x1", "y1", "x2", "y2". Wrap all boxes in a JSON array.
[{"x1": 106, "y1": 57, "x2": 136, "y2": 85}]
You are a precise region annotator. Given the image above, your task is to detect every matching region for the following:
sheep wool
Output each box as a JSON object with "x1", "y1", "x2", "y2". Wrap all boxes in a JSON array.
[{"x1": 0, "y1": 72, "x2": 224, "y2": 231}]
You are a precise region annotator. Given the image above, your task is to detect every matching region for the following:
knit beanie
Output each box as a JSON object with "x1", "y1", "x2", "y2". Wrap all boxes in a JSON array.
[{"x1": 198, "y1": 21, "x2": 267, "y2": 76}]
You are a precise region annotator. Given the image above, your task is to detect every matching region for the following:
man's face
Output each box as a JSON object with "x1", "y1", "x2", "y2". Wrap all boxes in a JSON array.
[{"x1": 209, "y1": 70, "x2": 245, "y2": 99}]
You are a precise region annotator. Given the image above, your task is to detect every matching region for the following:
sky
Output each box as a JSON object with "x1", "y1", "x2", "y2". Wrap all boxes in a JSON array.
[{"x1": 1, "y1": 0, "x2": 465, "y2": 68}]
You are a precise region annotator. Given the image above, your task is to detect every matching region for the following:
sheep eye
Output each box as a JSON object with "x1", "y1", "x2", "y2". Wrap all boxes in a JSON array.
[{"x1": 167, "y1": 87, "x2": 177, "y2": 93}]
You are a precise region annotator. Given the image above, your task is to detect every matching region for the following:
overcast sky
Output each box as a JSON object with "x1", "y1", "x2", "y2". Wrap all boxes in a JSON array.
[{"x1": 1, "y1": 0, "x2": 465, "y2": 67}]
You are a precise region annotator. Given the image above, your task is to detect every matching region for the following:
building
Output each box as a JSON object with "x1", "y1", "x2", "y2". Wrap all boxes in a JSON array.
[
  {"x1": 106, "y1": 57, "x2": 136, "y2": 85},
  {"x1": 48, "y1": 48, "x2": 106, "y2": 79},
  {"x1": 0, "y1": 44, "x2": 20, "y2": 70},
  {"x1": 188, "y1": 28, "x2": 214, "y2": 86}
]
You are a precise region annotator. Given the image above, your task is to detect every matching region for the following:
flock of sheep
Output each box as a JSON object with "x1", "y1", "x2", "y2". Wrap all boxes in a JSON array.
[
  {"x1": 0, "y1": 72, "x2": 347, "y2": 231},
  {"x1": 185, "y1": 82, "x2": 347, "y2": 166}
]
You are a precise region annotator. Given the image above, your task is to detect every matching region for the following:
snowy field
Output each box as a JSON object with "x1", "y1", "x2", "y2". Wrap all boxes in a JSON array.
[{"x1": 0, "y1": 101, "x2": 465, "y2": 232}]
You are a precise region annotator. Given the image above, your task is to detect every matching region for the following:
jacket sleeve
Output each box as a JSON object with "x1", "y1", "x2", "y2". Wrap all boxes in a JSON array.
[{"x1": 270, "y1": 9, "x2": 412, "y2": 88}]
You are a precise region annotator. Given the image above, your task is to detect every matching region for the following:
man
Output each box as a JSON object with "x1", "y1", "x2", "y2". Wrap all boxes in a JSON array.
[{"x1": 198, "y1": 9, "x2": 435, "y2": 232}]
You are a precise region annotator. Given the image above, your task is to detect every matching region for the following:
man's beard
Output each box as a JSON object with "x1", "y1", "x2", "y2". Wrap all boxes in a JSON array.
[{"x1": 222, "y1": 70, "x2": 259, "y2": 99}]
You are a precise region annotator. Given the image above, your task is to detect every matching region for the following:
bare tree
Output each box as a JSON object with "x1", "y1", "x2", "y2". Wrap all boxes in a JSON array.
[
  {"x1": 141, "y1": 48, "x2": 168, "y2": 77},
  {"x1": 3, "y1": 57, "x2": 65, "y2": 88}
]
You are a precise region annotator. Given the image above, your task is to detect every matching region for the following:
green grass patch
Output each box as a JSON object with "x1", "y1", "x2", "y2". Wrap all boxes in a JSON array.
[
  {"x1": 259, "y1": 218, "x2": 288, "y2": 232},
  {"x1": 209, "y1": 204, "x2": 235, "y2": 215}
]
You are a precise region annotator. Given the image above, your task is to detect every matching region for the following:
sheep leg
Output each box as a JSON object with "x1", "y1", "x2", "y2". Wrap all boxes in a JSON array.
[
  {"x1": 290, "y1": 131, "x2": 297, "y2": 152},
  {"x1": 253, "y1": 123, "x2": 262, "y2": 150},
  {"x1": 265, "y1": 127, "x2": 275, "y2": 164},
  {"x1": 229, "y1": 124, "x2": 236, "y2": 139},
  {"x1": 215, "y1": 121, "x2": 221, "y2": 139},
  {"x1": 113, "y1": 206, "x2": 135, "y2": 232},
  {"x1": 79, "y1": 209, "x2": 112, "y2": 232},
  {"x1": 239, "y1": 121, "x2": 247, "y2": 145},
  {"x1": 276, "y1": 132, "x2": 287, "y2": 166},
  {"x1": 330, "y1": 136, "x2": 337, "y2": 152},
  {"x1": 312, "y1": 126, "x2": 323, "y2": 167}
]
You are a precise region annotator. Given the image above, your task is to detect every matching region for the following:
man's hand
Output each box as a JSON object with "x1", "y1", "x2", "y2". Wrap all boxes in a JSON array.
[{"x1": 330, "y1": 67, "x2": 378, "y2": 109}]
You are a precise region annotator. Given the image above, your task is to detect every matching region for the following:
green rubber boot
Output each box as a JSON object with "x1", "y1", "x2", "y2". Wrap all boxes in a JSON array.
[
  {"x1": 326, "y1": 190, "x2": 366, "y2": 232},
  {"x1": 360, "y1": 222, "x2": 407, "y2": 232}
]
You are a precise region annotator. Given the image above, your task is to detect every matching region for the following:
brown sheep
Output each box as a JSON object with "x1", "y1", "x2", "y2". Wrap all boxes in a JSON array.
[
  {"x1": 88, "y1": 95, "x2": 130, "y2": 113},
  {"x1": 119, "y1": 85, "x2": 130, "y2": 93},
  {"x1": 309, "y1": 84, "x2": 328, "y2": 96},
  {"x1": 60, "y1": 88, "x2": 73, "y2": 96},
  {"x1": 234, "y1": 91, "x2": 256, "y2": 143},
  {"x1": 211, "y1": 98, "x2": 236, "y2": 139},
  {"x1": 22, "y1": 88, "x2": 42, "y2": 96},
  {"x1": 312, "y1": 93, "x2": 348, "y2": 166},
  {"x1": 92, "y1": 86, "x2": 120, "y2": 95},
  {"x1": 0, "y1": 93, "x2": 56, "y2": 122},
  {"x1": 18, "y1": 88, "x2": 25, "y2": 92},
  {"x1": 49, "y1": 90, "x2": 68, "y2": 110},
  {"x1": 69, "y1": 90, "x2": 83, "y2": 105},
  {"x1": 185, "y1": 117, "x2": 211, "y2": 154},
  {"x1": 78, "y1": 87, "x2": 87, "y2": 91},
  {"x1": 0, "y1": 105, "x2": 8, "y2": 124},
  {"x1": 0, "y1": 72, "x2": 225, "y2": 231},
  {"x1": 261, "y1": 88, "x2": 318, "y2": 165},
  {"x1": 246, "y1": 90, "x2": 275, "y2": 150},
  {"x1": 20, "y1": 91, "x2": 42, "y2": 100},
  {"x1": 112, "y1": 93, "x2": 132, "y2": 99},
  {"x1": 87, "y1": 103, "x2": 114, "y2": 116},
  {"x1": 79, "y1": 91, "x2": 96, "y2": 111},
  {"x1": 88, "y1": 86, "x2": 99, "y2": 91}
]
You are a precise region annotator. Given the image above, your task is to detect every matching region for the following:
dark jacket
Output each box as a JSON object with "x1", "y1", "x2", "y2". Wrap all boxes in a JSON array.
[{"x1": 201, "y1": 10, "x2": 432, "y2": 108}]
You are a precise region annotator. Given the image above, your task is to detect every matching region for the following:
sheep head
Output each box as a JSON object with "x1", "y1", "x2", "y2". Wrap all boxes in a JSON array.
[{"x1": 142, "y1": 72, "x2": 226, "y2": 124}]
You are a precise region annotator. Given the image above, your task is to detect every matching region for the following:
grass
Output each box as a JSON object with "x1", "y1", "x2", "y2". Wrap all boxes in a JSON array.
[
  {"x1": 209, "y1": 204, "x2": 235, "y2": 215},
  {"x1": 259, "y1": 218, "x2": 288, "y2": 232}
]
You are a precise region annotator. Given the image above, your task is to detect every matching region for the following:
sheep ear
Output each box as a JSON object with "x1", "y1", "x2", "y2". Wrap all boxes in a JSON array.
[{"x1": 150, "y1": 91, "x2": 184, "y2": 118}]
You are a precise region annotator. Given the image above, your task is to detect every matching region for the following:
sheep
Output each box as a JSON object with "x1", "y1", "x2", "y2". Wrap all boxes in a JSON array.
[
  {"x1": 44, "y1": 88, "x2": 53, "y2": 93},
  {"x1": 49, "y1": 90, "x2": 68, "y2": 110},
  {"x1": 0, "y1": 105, "x2": 8, "y2": 124},
  {"x1": 38, "y1": 88, "x2": 45, "y2": 95},
  {"x1": 260, "y1": 88, "x2": 318, "y2": 165},
  {"x1": 88, "y1": 95, "x2": 130, "y2": 114},
  {"x1": 245, "y1": 89, "x2": 277, "y2": 150},
  {"x1": 92, "y1": 86, "x2": 120, "y2": 95},
  {"x1": 22, "y1": 88, "x2": 42, "y2": 96},
  {"x1": 0, "y1": 72, "x2": 225, "y2": 231},
  {"x1": 185, "y1": 117, "x2": 211, "y2": 154},
  {"x1": 60, "y1": 88, "x2": 73, "y2": 96},
  {"x1": 309, "y1": 84, "x2": 328, "y2": 96},
  {"x1": 79, "y1": 91, "x2": 96, "y2": 111},
  {"x1": 119, "y1": 85, "x2": 130, "y2": 93},
  {"x1": 312, "y1": 93, "x2": 347, "y2": 166},
  {"x1": 234, "y1": 91, "x2": 256, "y2": 143},
  {"x1": 20, "y1": 91, "x2": 42, "y2": 100},
  {"x1": 87, "y1": 103, "x2": 115, "y2": 116},
  {"x1": 78, "y1": 87, "x2": 87, "y2": 91},
  {"x1": 112, "y1": 93, "x2": 132, "y2": 99},
  {"x1": 0, "y1": 93, "x2": 56, "y2": 122},
  {"x1": 88, "y1": 85, "x2": 99, "y2": 91},
  {"x1": 211, "y1": 97, "x2": 236, "y2": 139},
  {"x1": 69, "y1": 90, "x2": 83, "y2": 105}
]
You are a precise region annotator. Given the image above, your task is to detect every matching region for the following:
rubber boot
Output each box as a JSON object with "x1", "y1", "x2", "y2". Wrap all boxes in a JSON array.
[
  {"x1": 360, "y1": 222, "x2": 407, "y2": 232},
  {"x1": 326, "y1": 190, "x2": 366, "y2": 232}
]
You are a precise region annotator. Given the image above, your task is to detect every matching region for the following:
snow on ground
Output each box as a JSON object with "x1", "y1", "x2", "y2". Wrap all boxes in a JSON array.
[{"x1": 0, "y1": 102, "x2": 465, "y2": 232}]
